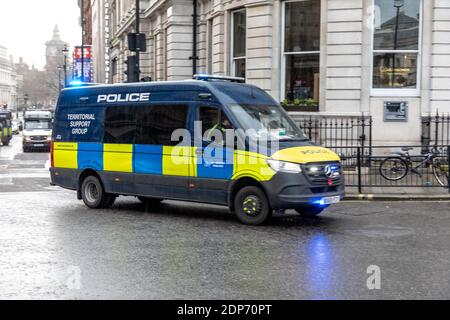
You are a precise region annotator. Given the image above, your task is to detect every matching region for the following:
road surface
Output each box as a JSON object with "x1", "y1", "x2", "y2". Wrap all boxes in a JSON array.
[{"x1": 1, "y1": 134, "x2": 449, "y2": 299}]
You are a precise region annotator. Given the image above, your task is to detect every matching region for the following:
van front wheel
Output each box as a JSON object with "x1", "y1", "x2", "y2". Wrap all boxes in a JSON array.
[
  {"x1": 295, "y1": 205, "x2": 329, "y2": 218},
  {"x1": 81, "y1": 176, "x2": 106, "y2": 209},
  {"x1": 234, "y1": 186, "x2": 272, "y2": 225}
]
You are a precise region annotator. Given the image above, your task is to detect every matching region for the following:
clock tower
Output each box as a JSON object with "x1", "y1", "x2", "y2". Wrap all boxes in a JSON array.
[{"x1": 45, "y1": 25, "x2": 68, "y2": 67}]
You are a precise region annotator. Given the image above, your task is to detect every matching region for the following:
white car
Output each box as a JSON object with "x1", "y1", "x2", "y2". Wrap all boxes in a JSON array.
[{"x1": 11, "y1": 121, "x2": 19, "y2": 134}]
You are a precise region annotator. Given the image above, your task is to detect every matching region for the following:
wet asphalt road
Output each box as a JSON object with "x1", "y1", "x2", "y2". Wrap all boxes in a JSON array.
[{"x1": 1, "y1": 135, "x2": 450, "y2": 299}]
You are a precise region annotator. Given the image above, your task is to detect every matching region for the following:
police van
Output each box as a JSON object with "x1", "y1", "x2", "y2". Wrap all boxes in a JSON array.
[
  {"x1": 23, "y1": 110, "x2": 53, "y2": 152},
  {"x1": 50, "y1": 75, "x2": 344, "y2": 225},
  {"x1": 0, "y1": 110, "x2": 13, "y2": 146}
]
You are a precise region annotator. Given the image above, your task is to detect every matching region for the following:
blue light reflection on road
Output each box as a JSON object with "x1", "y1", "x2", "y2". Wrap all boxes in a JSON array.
[{"x1": 304, "y1": 233, "x2": 335, "y2": 299}]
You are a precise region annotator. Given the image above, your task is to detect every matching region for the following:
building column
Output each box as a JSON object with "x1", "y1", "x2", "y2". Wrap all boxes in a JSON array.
[
  {"x1": 430, "y1": 0, "x2": 450, "y2": 113},
  {"x1": 246, "y1": 2, "x2": 273, "y2": 93},
  {"x1": 166, "y1": 1, "x2": 195, "y2": 80},
  {"x1": 324, "y1": 0, "x2": 363, "y2": 114},
  {"x1": 211, "y1": 11, "x2": 225, "y2": 75}
]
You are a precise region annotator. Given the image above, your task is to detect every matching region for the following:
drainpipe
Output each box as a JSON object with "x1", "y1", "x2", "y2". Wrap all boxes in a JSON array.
[
  {"x1": 191, "y1": 0, "x2": 198, "y2": 76},
  {"x1": 136, "y1": 0, "x2": 140, "y2": 80}
]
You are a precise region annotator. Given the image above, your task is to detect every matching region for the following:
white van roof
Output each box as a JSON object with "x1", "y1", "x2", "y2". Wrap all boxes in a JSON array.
[{"x1": 24, "y1": 110, "x2": 52, "y2": 119}]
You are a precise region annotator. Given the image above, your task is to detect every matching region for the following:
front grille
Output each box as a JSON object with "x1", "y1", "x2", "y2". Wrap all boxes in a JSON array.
[
  {"x1": 30, "y1": 136, "x2": 47, "y2": 141},
  {"x1": 303, "y1": 162, "x2": 342, "y2": 185},
  {"x1": 310, "y1": 186, "x2": 338, "y2": 194}
]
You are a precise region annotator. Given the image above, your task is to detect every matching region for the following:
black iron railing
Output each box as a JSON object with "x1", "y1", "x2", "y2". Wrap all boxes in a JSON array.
[
  {"x1": 421, "y1": 112, "x2": 450, "y2": 150},
  {"x1": 336, "y1": 145, "x2": 450, "y2": 194},
  {"x1": 291, "y1": 114, "x2": 372, "y2": 157}
]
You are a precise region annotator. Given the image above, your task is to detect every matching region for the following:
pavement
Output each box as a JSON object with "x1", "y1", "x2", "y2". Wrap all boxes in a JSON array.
[{"x1": 1, "y1": 134, "x2": 450, "y2": 299}]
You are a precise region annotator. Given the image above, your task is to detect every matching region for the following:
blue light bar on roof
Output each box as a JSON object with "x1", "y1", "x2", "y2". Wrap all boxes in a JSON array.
[
  {"x1": 193, "y1": 74, "x2": 245, "y2": 83},
  {"x1": 67, "y1": 81, "x2": 100, "y2": 88},
  {"x1": 68, "y1": 81, "x2": 85, "y2": 87}
]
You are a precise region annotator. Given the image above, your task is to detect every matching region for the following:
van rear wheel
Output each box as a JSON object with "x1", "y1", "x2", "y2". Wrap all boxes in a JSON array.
[
  {"x1": 234, "y1": 186, "x2": 272, "y2": 225},
  {"x1": 103, "y1": 194, "x2": 117, "y2": 208},
  {"x1": 81, "y1": 176, "x2": 107, "y2": 209}
]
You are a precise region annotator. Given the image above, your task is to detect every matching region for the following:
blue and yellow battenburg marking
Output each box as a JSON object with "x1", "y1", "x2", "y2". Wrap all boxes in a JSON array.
[
  {"x1": 53, "y1": 143, "x2": 340, "y2": 181},
  {"x1": 2, "y1": 127, "x2": 11, "y2": 138}
]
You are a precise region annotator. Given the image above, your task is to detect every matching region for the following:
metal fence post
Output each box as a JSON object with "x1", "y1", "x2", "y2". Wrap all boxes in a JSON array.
[
  {"x1": 435, "y1": 111, "x2": 440, "y2": 147},
  {"x1": 447, "y1": 146, "x2": 450, "y2": 194},
  {"x1": 357, "y1": 147, "x2": 362, "y2": 194},
  {"x1": 421, "y1": 115, "x2": 431, "y2": 154}
]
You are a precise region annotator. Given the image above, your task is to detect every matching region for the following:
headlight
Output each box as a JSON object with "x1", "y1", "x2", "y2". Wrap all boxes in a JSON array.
[
  {"x1": 23, "y1": 136, "x2": 30, "y2": 141},
  {"x1": 46, "y1": 136, "x2": 52, "y2": 141},
  {"x1": 267, "y1": 159, "x2": 302, "y2": 173}
]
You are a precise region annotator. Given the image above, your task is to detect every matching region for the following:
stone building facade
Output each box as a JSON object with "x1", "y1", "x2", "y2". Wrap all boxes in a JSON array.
[
  {"x1": 0, "y1": 46, "x2": 17, "y2": 110},
  {"x1": 91, "y1": 0, "x2": 111, "y2": 83},
  {"x1": 95, "y1": 0, "x2": 450, "y2": 145}
]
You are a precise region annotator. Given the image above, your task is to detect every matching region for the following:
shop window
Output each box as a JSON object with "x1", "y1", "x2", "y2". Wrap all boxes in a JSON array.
[
  {"x1": 372, "y1": 0, "x2": 421, "y2": 92},
  {"x1": 283, "y1": 0, "x2": 321, "y2": 105},
  {"x1": 231, "y1": 9, "x2": 246, "y2": 78}
]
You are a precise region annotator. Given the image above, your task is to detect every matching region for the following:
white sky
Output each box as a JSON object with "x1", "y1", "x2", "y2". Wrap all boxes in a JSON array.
[{"x1": 0, "y1": 0, "x2": 81, "y2": 70}]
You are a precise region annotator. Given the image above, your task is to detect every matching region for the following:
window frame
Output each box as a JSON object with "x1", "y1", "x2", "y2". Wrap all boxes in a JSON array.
[
  {"x1": 230, "y1": 8, "x2": 247, "y2": 78},
  {"x1": 370, "y1": 0, "x2": 423, "y2": 97},
  {"x1": 280, "y1": 0, "x2": 322, "y2": 102}
]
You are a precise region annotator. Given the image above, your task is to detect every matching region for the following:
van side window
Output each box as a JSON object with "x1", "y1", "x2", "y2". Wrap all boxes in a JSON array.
[
  {"x1": 200, "y1": 106, "x2": 233, "y2": 139},
  {"x1": 104, "y1": 106, "x2": 137, "y2": 144},
  {"x1": 199, "y1": 107, "x2": 219, "y2": 136},
  {"x1": 136, "y1": 105, "x2": 188, "y2": 146}
]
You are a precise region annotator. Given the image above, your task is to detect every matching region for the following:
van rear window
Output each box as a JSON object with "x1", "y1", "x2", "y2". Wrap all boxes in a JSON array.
[
  {"x1": 104, "y1": 106, "x2": 137, "y2": 144},
  {"x1": 103, "y1": 105, "x2": 188, "y2": 146},
  {"x1": 136, "y1": 105, "x2": 188, "y2": 146}
]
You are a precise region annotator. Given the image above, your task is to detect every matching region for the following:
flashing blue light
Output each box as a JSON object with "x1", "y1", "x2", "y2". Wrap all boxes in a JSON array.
[
  {"x1": 192, "y1": 74, "x2": 246, "y2": 83},
  {"x1": 69, "y1": 80, "x2": 85, "y2": 87},
  {"x1": 194, "y1": 74, "x2": 210, "y2": 81},
  {"x1": 312, "y1": 200, "x2": 329, "y2": 207},
  {"x1": 310, "y1": 197, "x2": 332, "y2": 207},
  {"x1": 311, "y1": 198, "x2": 326, "y2": 206}
]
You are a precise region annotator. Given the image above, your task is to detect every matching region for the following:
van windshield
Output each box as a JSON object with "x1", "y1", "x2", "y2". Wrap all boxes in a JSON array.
[
  {"x1": 228, "y1": 104, "x2": 308, "y2": 141},
  {"x1": 25, "y1": 120, "x2": 52, "y2": 130}
]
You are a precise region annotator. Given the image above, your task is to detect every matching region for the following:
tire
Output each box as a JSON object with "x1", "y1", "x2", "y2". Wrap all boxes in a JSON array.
[
  {"x1": 103, "y1": 194, "x2": 117, "y2": 208},
  {"x1": 81, "y1": 175, "x2": 107, "y2": 209},
  {"x1": 234, "y1": 186, "x2": 272, "y2": 225},
  {"x1": 432, "y1": 158, "x2": 449, "y2": 187},
  {"x1": 379, "y1": 157, "x2": 408, "y2": 181},
  {"x1": 138, "y1": 196, "x2": 163, "y2": 206},
  {"x1": 295, "y1": 205, "x2": 329, "y2": 218}
]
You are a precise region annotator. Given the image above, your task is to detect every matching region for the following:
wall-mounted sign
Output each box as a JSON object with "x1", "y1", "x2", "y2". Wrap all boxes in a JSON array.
[
  {"x1": 73, "y1": 46, "x2": 93, "y2": 83},
  {"x1": 384, "y1": 101, "x2": 408, "y2": 122}
]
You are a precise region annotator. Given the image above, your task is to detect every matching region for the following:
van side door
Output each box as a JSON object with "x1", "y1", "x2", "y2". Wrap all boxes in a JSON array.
[
  {"x1": 189, "y1": 104, "x2": 234, "y2": 205},
  {"x1": 134, "y1": 104, "x2": 192, "y2": 200}
]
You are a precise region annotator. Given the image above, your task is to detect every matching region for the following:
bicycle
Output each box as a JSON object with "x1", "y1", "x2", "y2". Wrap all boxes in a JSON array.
[{"x1": 379, "y1": 147, "x2": 449, "y2": 187}]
